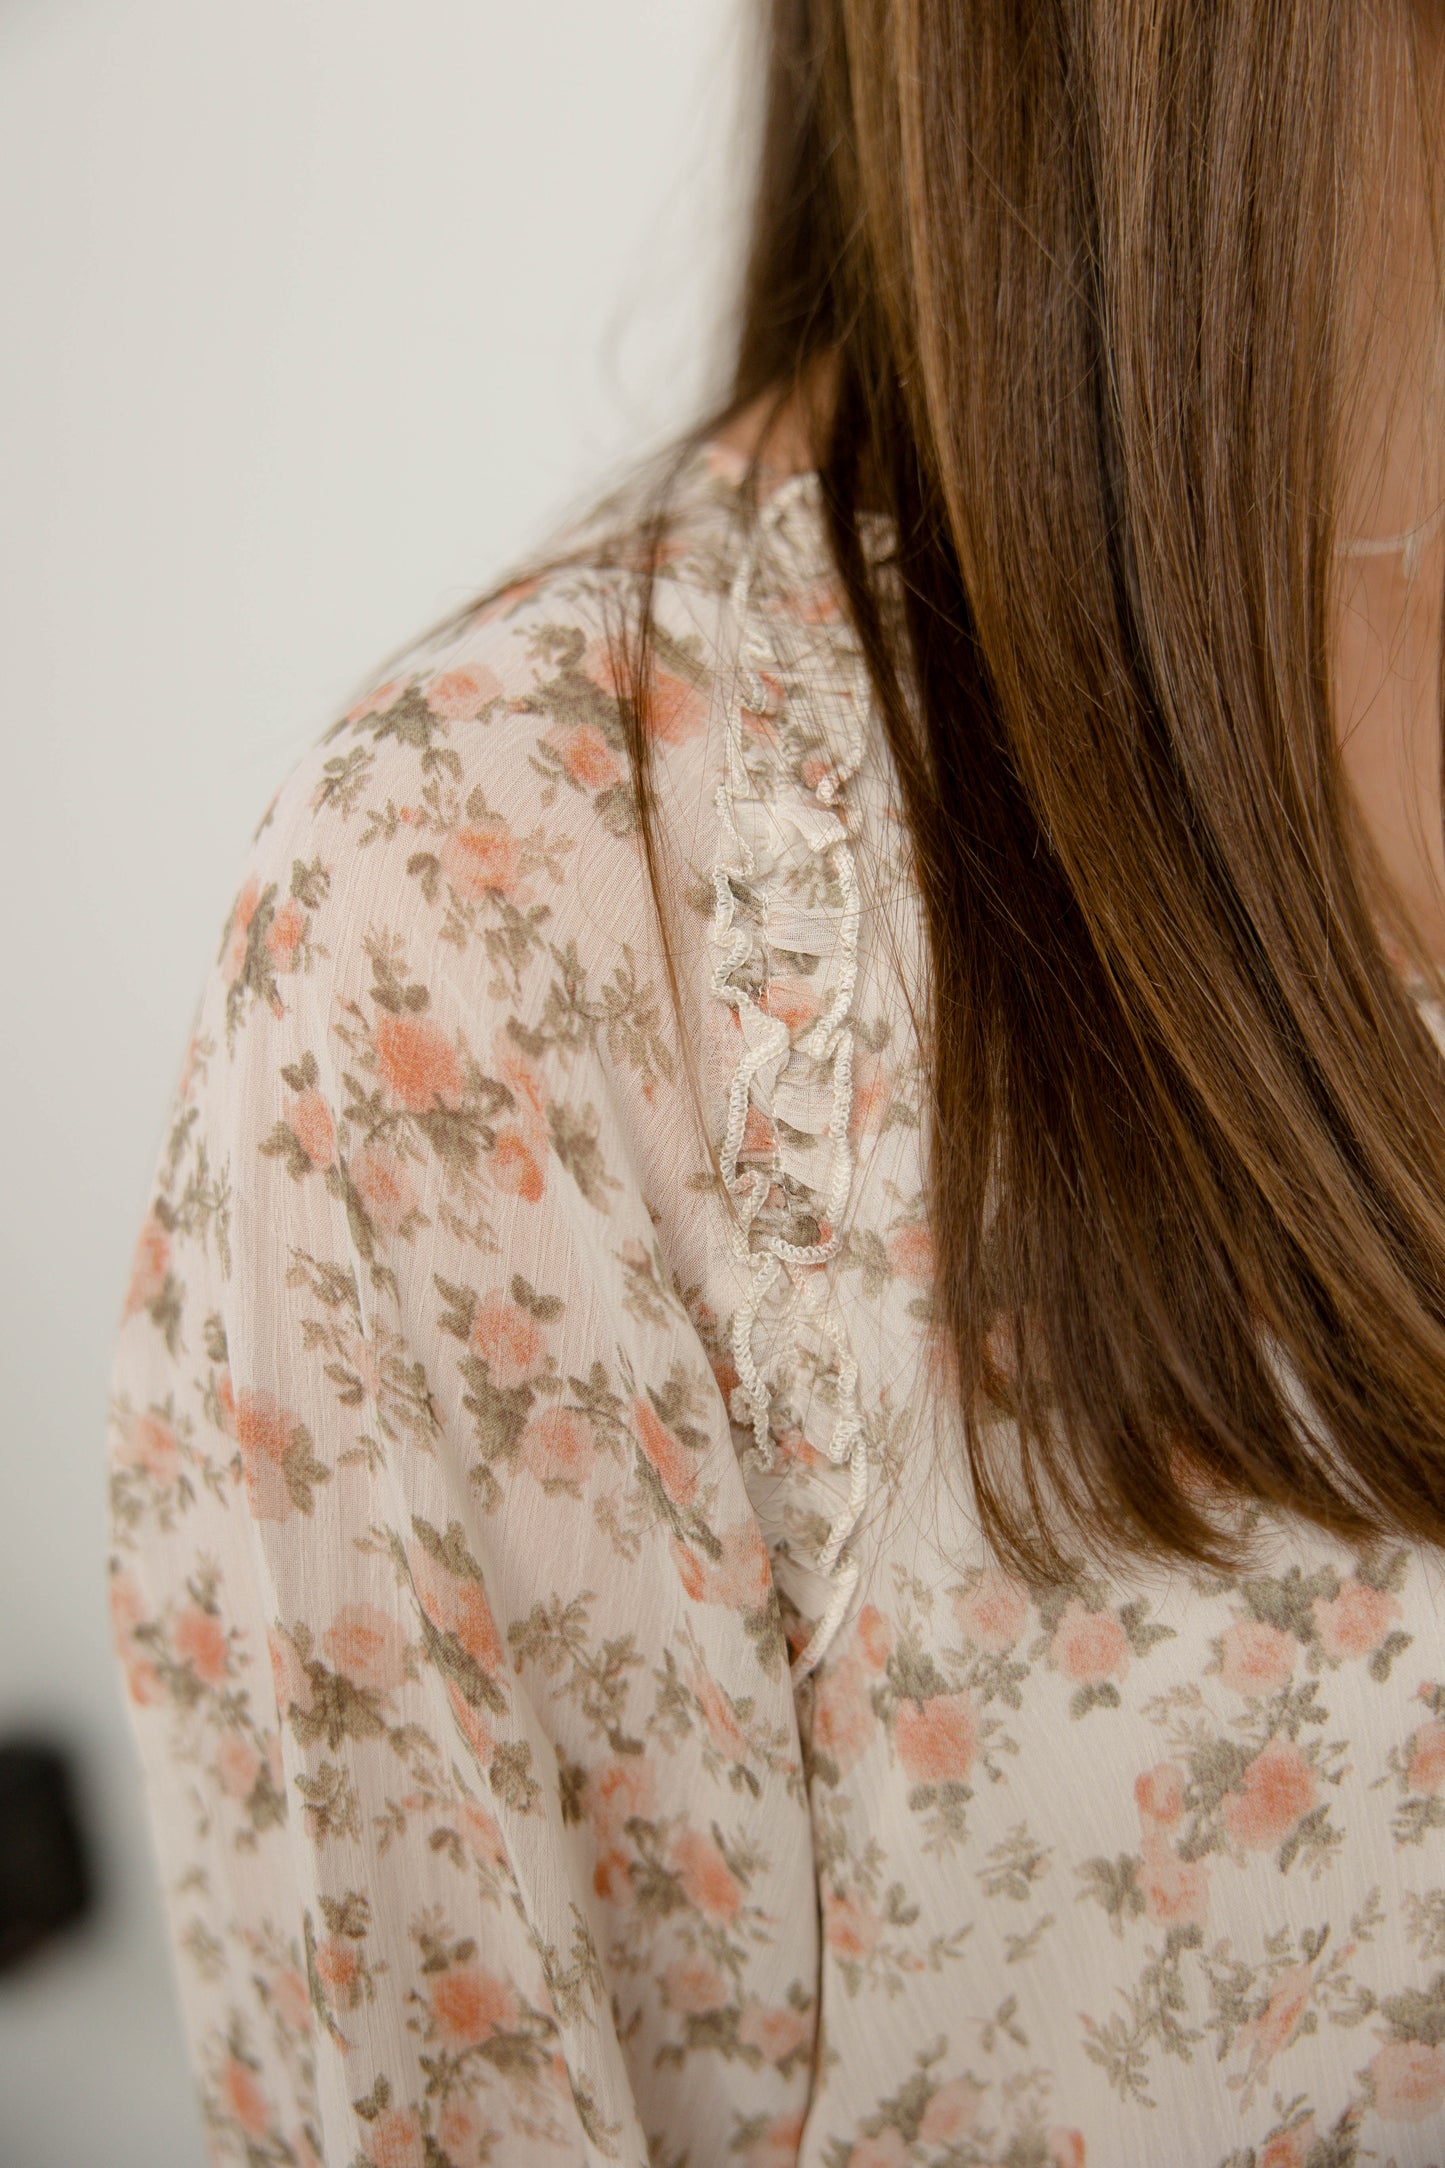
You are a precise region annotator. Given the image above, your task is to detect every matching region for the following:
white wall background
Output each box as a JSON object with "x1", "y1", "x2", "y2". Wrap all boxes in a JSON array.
[{"x1": 0, "y1": 5, "x2": 745, "y2": 2159}]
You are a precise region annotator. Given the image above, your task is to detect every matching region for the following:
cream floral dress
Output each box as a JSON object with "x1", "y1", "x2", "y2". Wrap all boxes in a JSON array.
[{"x1": 108, "y1": 441, "x2": 1445, "y2": 2168}]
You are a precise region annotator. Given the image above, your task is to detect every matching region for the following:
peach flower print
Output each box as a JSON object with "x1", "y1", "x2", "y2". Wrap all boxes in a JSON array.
[
  {"x1": 1406, "y1": 1715, "x2": 1445, "y2": 1795},
  {"x1": 425, "y1": 661, "x2": 503, "y2": 720},
  {"x1": 663, "y1": 1953, "x2": 730, "y2": 2015},
  {"x1": 689, "y1": 1291, "x2": 741, "y2": 1408},
  {"x1": 669, "y1": 1824, "x2": 744, "y2": 1921},
  {"x1": 220, "y1": 2055, "x2": 272, "y2": 2141},
  {"x1": 1050, "y1": 1599, "x2": 1131, "y2": 1686},
  {"x1": 1257, "y1": 2129, "x2": 1312, "y2": 2168},
  {"x1": 123, "y1": 1211, "x2": 171, "y2": 1318},
  {"x1": 441, "y1": 820, "x2": 521, "y2": 900},
  {"x1": 783, "y1": 579, "x2": 845, "y2": 627},
  {"x1": 1218, "y1": 1617, "x2": 1295, "y2": 1699},
  {"x1": 444, "y1": 1582, "x2": 505, "y2": 1679},
  {"x1": 586, "y1": 1756, "x2": 653, "y2": 1899},
  {"x1": 119, "y1": 1408, "x2": 180, "y2": 1486},
  {"x1": 342, "y1": 674, "x2": 404, "y2": 727},
  {"x1": 740, "y1": 703, "x2": 782, "y2": 753},
  {"x1": 584, "y1": 1756, "x2": 657, "y2": 1847},
  {"x1": 469, "y1": 1290, "x2": 543, "y2": 1386},
  {"x1": 1139, "y1": 1827, "x2": 1209, "y2": 1931},
  {"x1": 680, "y1": 1534, "x2": 745, "y2": 1621},
  {"x1": 917, "y1": 2077, "x2": 982, "y2": 2144},
  {"x1": 714, "y1": 1520, "x2": 773, "y2": 1609},
  {"x1": 519, "y1": 1406, "x2": 594, "y2": 1487},
  {"x1": 373, "y1": 1012, "x2": 465, "y2": 1113},
  {"x1": 437, "y1": 2096, "x2": 500, "y2": 2168},
  {"x1": 407, "y1": 1547, "x2": 505, "y2": 1677},
  {"x1": 365, "y1": 2108, "x2": 425, "y2": 2168},
  {"x1": 886, "y1": 1220, "x2": 934, "y2": 1286},
  {"x1": 458, "y1": 1796, "x2": 509, "y2": 1874},
  {"x1": 592, "y1": 1849, "x2": 630, "y2": 1905},
  {"x1": 671, "y1": 1543, "x2": 706, "y2": 1612},
  {"x1": 811, "y1": 1653, "x2": 875, "y2": 1778},
  {"x1": 739, "y1": 1102, "x2": 777, "y2": 1162},
  {"x1": 265, "y1": 897, "x2": 305, "y2": 969},
  {"x1": 221, "y1": 877, "x2": 261, "y2": 985},
  {"x1": 1240, "y1": 1962, "x2": 1314, "y2": 2076},
  {"x1": 855, "y1": 1603, "x2": 892, "y2": 1670},
  {"x1": 487, "y1": 1040, "x2": 551, "y2": 1203},
  {"x1": 774, "y1": 1421, "x2": 828, "y2": 1473},
  {"x1": 560, "y1": 722, "x2": 622, "y2": 791},
  {"x1": 496, "y1": 1037, "x2": 550, "y2": 1141},
  {"x1": 173, "y1": 1602, "x2": 229, "y2": 1686},
  {"x1": 635, "y1": 1396, "x2": 702, "y2": 1506},
  {"x1": 489, "y1": 1129, "x2": 545, "y2": 1202},
  {"x1": 216, "y1": 1732, "x2": 261, "y2": 1800},
  {"x1": 234, "y1": 1388, "x2": 309, "y2": 1523},
  {"x1": 314, "y1": 1935, "x2": 361, "y2": 2006},
  {"x1": 847, "y1": 2133, "x2": 906, "y2": 2168},
  {"x1": 108, "y1": 1578, "x2": 159, "y2": 1708},
  {"x1": 1368, "y1": 2038, "x2": 1445, "y2": 2121},
  {"x1": 584, "y1": 637, "x2": 706, "y2": 745},
  {"x1": 214, "y1": 1365, "x2": 236, "y2": 1432},
  {"x1": 1134, "y1": 1758, "x2": 1209, "y2": 1925},
  {"x1": 1222, "y1": 1736, "x2": 1317, "y2": 1851},
  {"x1": 122, "y1": 453, "x2": 1445, "y2": 2168},
  {"x1": 954, "y1": 1570, "x2": 1028, "y2": 1654},
  {"x1": 762, "y1": 976, "x2": 821, "y2": 1032},
  {"x1": 429, "y1": 1964, "x2": 521, "y2": 2048},
  {"x1": 1312, "y1": 1577, "x2": 1400, "y2": 1663},
  {"x1": 737, "y1": 2000, "x2": 811, "y2": 2065},
  {"x1": 1134, "y1": 1762, "x2": 1186, "y2": 1830},
  {"x1": 824, "y1": 1885, "x2": 881, "y2": 1960},
  {"x1": 692, "y1": 1670, "x2": 751, "y2": 1762},
  {"x1": 349, "y1": 1144, "x2": 418, "y2": 1234},
  {"x1": 848, "y1": 1049, "x2": 895, "y2": 1143},
  {"x1": 272, "y1": 1965, "x2": 312, "y2": 2038},
  {"x1": 646, "y1": 669, "x2": 708, "y2": 746},
  {"x1": 176, "y1": 1029, "x2": 200, "y2": 1103},
  {"x1": 321, "y1": 1602, "x2": 408, "y2": 1692},
  {"x1": 741, "y1": 2113, "x2": 806, "y2": 2168},
  {"x1": 268, "y1": 1626, "x2": 314, "y2": 1725},
  {"x1": 287, "y1": 1089, "x2": 336, "y2": 1167},
  {"x1": 893, "y1": 1691, "x2": 978, "y2": 1785}
]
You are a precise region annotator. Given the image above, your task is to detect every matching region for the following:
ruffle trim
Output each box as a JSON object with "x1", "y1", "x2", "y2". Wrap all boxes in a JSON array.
[{"x1": 709, "y1": 474, "x2": 873, "y2": 1682}]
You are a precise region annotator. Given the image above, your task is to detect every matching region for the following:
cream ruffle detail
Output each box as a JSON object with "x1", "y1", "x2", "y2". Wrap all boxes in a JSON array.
[{"x1": 710, "y1": 476, "x2": 872, "y2": 1683}]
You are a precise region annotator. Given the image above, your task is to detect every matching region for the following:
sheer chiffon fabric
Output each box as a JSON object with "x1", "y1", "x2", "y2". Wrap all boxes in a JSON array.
[{"x1": 108, "y1": 443, "x2": 1445, "y2": 2167}]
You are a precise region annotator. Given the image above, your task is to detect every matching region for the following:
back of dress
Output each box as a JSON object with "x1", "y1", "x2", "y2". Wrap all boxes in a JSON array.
[{"x1": 107, "y1": 440, "x2": 1445, "y2": 2168}]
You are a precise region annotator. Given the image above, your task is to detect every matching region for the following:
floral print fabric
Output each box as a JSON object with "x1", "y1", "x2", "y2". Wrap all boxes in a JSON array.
[{"x1": 108, "y1": 441, "x2": 1445, "y2": 2167}]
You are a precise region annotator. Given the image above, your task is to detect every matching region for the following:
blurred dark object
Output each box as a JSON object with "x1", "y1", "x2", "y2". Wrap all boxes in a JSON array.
[{"x1": 0, "y1": 1738, "x2": 95, "y2": 1974}]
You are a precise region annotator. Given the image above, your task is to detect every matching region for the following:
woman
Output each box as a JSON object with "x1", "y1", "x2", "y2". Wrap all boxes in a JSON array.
[{"x1": 108, "y1": 4, "x2": 1445, "y2": 2162}]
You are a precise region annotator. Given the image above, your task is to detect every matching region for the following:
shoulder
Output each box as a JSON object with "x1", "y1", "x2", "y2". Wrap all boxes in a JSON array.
[
  {"x1": 212, "y1": 455, "x2": 758, "y2": 1068},
  {"x1": 179, "y1": 437, "x2": 874, "y2": 1248}
]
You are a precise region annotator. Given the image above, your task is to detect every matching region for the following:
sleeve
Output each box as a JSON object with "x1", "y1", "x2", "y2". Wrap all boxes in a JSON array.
[{"x1": 105, "y1": 578, "x2": 820, "y2": 2168}]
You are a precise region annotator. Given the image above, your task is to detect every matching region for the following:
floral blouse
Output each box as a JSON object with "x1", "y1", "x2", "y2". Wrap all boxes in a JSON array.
[{"x1": 108, "y1": 439, "x2": 1445, "y2": 2168}]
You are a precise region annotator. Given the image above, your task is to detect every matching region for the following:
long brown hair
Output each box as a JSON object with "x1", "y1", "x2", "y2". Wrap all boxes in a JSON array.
[{"x1": 621, "y1": 0, "x2": 1445, "y2": 1580}]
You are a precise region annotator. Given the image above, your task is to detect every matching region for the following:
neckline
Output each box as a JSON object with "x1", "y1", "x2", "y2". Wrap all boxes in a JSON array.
[
  {"x1": 693, "y1": 435, "x2": 829, "y2": 523},
  {"x1": 685, "y1": 438, "x2": 1445, "y2": 1033}
]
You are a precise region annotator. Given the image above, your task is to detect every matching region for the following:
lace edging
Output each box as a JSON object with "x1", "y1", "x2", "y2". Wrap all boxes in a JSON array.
[{"x1": 708, "y1": 478, "x2": 871, "y2": 1683}]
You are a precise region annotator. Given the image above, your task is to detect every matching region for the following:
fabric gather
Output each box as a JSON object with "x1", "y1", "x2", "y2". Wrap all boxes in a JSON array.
[{"x1": 709, "y1": 475, "x2": 873, "y2": 1682}]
